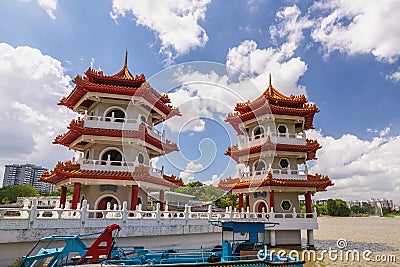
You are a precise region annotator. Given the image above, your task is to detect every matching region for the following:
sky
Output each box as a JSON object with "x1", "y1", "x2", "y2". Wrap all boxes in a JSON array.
[{"x1": 0, "y1": 0, "x2": 399, "y2": 203}]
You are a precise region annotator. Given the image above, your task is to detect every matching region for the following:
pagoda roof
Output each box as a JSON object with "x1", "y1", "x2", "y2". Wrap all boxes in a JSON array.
[
  {"x1": 218, "y1": 172, "x2": 333, "y2": 192},
  {"x1": 53, "y1": 119, "x2": 178, "y2": 154},
  {"x1": 225, "y1": 138, "x2": 321, "y2": 163},
  {"x1": 58, "y1": 53, "x2": 179, "y2": 122},
  {"x1": 40, "y1": 160, "x2": 181, "y2": 188}
]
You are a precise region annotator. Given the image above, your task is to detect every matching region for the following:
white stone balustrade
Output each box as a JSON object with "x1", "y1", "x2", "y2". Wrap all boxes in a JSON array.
[
  {"x1": 83, "y1": 112, "x2": 165, "y2": 141},
  {"x1": 79, "y1": 157, "x2": 164, "y2": 178},
  {"x1": 238, "y1": 128, "x2": 306, "y2": 149},
  {"x1": 241, "y1": 167, "x2": 307, "y2": 181},
  {"x1": 0, "y1": 198, "x2": 318, "y2": 236}
]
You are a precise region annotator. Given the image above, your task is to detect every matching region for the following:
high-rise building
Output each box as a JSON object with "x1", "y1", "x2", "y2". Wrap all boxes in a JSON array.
[{"x1": 3, "y1": 164, "x2": 55, "y2": 192}]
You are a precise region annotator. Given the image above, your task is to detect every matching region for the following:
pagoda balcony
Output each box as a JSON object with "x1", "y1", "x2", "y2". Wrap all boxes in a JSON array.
[
  {"x1": 83, "y1": 113, "x2": 165, "y2": 141},
  {"x1": 240, "y1": 168, "x2": 307, "y2": 181},
  {"x1": 78, "y1": 158, "x2": 163, "y2": 178},
  {"x1": 238, "y1": 131, "x2": 306, "y2": 149}
]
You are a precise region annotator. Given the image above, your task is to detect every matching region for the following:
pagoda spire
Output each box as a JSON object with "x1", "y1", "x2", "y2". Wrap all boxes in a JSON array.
[
  {"x1": 110, "y1": 50, "x2": 134, "y2": 79},
  {"x1": 124, "y1": 49, "x2": 128, "y2": 68},
  {"x1": 268, "y1": 73, "x2": 273, "y2": 96}
]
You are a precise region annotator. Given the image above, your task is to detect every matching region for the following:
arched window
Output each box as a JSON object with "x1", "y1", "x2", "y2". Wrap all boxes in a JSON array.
[
  {"x1": 279, "y1": 158, "x2": 290, "y2": 169},
  {"x1": 101, "y1": 149, "x2": 123, "y2": 166},
  {"x1": 105, "y1": 108, "x2": 125, "y2": 123},
  {"x1": 253, "y1": 126, "x2": 264, "y2": 139},
  {"x1": 253, "y1": 160, "x2": 266, "y2": 174},
  {"x1": 138, "y1": 153, "x2": 144, "y2": 164}
]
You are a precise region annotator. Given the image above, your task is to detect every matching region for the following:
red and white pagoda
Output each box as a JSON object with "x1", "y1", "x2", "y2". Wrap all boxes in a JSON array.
[
  {"x1": 219, "y1": 75, "x2": 333, "y2": 245},
  {"x1": 41, "y1": 53, "x2": 183, "y2": 212}
]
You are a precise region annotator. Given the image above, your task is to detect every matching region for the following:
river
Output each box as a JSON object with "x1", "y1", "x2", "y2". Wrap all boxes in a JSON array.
[{"x1": 298, "y1": 216, "x2": 400, "y2": 266}]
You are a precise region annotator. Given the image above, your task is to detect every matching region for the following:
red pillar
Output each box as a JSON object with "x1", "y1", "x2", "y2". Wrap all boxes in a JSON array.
[
  {"x1": 245, "y1": 195, "x2": 250, "y2": 208},
  {"x1": 131, "y1": 185, "x2": 139, "y2": 211},
  {"x1": 269, "y1": 190, "x2": 275, "y2": 211},
  {"x1": 159, "y1": 190, "x2": 165, "y2": 211},
  {"x1": 71, "y1": 182, "x2": 81, "y2": 210},
  {"x1": 305, "y1": 191, "x2": 312, "y2": 214},
  {"x1": 238, "y1": 193, "x2": 243, "y2": 211},
  {"x1": 60, "y1": 186, "x2": 67, "y2": 208}
]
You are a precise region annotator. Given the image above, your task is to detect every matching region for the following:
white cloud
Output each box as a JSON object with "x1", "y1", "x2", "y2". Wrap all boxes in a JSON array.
[
  {"x1": 179, "y1": 161, "x2": 204, "y2": 183},
  {"x1": 310, "y1": 0, "x2": 400, "y2": 63},
  {"x1": 0, "y1": 43, "x2": 75, "y2": 183},
  {"x1": 308, "y1": 129, "x2": 400, "y2": 202},
  {"x1": 226, "y1": 40, "x2": 308, "y2": 97},
  {"x1": 203, "y1": 174, "x2": 220, "y2": 186},
  {"x1": 386, "y1": 70, "x2": 400, "y2": 82},
  {"x1": 110, "y1": 0, "x2": 211, "y2": 61},
  {"x1": 20, "y1": 0, "x2": 57, "y2": 19}
]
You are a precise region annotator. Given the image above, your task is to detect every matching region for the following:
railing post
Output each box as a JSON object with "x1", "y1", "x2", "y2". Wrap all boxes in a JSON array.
[
  {"x1": 229, "y1": 206, "x2": 233, "y2": 219},
  {"x1": 106, "y1": 154, "x2": 111, "y2": 166},
  {"x1": 270, "y1": 207, "x2": 275, "y2": 221},
  {"x1": 292, "y1": 207, "x2": 297, "y2": 218},
  {"x1": 246, "y1": 206, "x2": 250, "y2": 219},
  {"x1": 29, "y1": 197, "x2": 38, "y2": 228},
  {"x1": 208, "y1": 205, "x2": 212, "y2": 220},
  {"x1": 81, "y1": 200, "x2": 87, "y2": 226},
  {"x1": 156, "y1": 203, "x2": 161, "y2": 220},
  {"x1": 122, "y1": 201, "x2": 128, "y2": 223},
  {"x1": 184, "y1": 204, "x2": 189, "y2": 221},
  {"x1": 313, "y1": 207, "x2": 318, "y2": 219}
]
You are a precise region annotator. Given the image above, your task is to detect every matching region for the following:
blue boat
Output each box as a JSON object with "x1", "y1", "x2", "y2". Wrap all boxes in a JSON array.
[{"x1": 18, "y1": 221, "x2": 305, "y2": 266}]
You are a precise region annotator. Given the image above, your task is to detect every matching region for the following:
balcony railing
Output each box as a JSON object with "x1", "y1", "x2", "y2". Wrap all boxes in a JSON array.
[
  {"x1": 240, "y1": 167, "x2": 307, "y2": 181},
  {"x1": 83, "y1": 113, "x2": 165, "y2": 141},
  {"x1": 79, "y1": 158, "x2": 163, "y2": 178},
  {"x1": 238, "y1": 129, "x2": 306, "y2": 149}
]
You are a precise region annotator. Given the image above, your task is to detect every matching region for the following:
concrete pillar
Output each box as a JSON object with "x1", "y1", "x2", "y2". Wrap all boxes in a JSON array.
[
  {"x1": 60, "y1": 186, "x2": 67, "y2": 208},
  {"x1": 269, "y1": 190, "x2": 274, "y2": 211},
  {"x1": 307, "y1": 229, "x2": 314, "y2": 247},
  {"x1": 71, "y1": 182, "x2": 81, "y2": 210},
  {"x1": 130, "y1": 185, "x2": 139, "y2": 211},
  {"x1": 160, "y1": 190, "x2": 165, "y2": 211},
  {"x1": 245, "y1": 195, "x2": 250, "y2": 208},
  {"x1": 238, "y1": 193, "x2": 243, "y2": 211},
  {"x1": 270, "y1": 230, "x2": 276, "y2": 247}
]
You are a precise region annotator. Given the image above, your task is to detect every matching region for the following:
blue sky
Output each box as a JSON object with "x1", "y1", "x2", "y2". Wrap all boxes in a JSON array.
[{"x1": 0, "y1": 0, "x2": 399, "y2": 202}]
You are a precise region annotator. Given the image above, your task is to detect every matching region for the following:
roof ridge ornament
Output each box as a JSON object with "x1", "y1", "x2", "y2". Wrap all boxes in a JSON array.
[{"x1": 268, "y1": 73, "x2": 273, "y2": 96}]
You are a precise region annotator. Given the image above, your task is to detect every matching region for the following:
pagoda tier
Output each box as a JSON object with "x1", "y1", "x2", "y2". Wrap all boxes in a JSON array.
[
  {"x1": 218, "y1": 172, "x2": 333, "y2": 192},
  {"x1": 41, "y1": 161, "x2": 182, "y2": 188},
  {"x1": 54, "y1": 119, "x2": 178, "y2": 155},
  {"x1": 226, "y1": 139, "x2": 321, "y2": 163},
  {"x1": 226, "y1": 77, "x2": 319, "y2": 135}
]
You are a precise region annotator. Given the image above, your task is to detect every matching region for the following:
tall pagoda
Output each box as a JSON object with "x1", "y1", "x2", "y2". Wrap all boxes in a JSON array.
[
  {"x1": 219, "y1": 75, "x2": 333, "y2": 245},
  {"x1": 41, "y1": 52, "x2": 183, "y2": 212}
]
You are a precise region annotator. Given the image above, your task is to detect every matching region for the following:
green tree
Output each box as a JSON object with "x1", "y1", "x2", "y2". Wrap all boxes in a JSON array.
[
  {"x1": 327, "y1": 199, "x2": 350, "y2": 217},
  {"x1": 0, "y1": 184, "x2": 38, "y2": 204}
]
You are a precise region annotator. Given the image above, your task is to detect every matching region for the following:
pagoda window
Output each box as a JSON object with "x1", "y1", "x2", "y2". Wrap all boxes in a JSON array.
[
  {"x1": 85, "y1": 150, "x2": 90, "y2": 160},
  {"x1": 279, "y1": 158, "x2": 290, "y2": 169},
  {"x1": 277, "y1": 124, "x2": 287, "y2": 134},
  {"x1": 101, "y1": 149, "x2": 123, "y2": 166},
  {"x1": 281, "y1": 200, "x2": 292, "y2": 211},
  {"x1": 253, "y1": 160, "x2": 266, "y2": 174},
  {"x1": 137, "y1": 153, "x2": 144, "y2": 164},
  {"x1": 105, "y1": 108, "x2": 125, "y2": 123},
  {"x1": 140, "y1": 115, "x2": 147, "y2": 124},
  {"x1": 253, "y1": 126, "x2": 265, "y2": 139}
]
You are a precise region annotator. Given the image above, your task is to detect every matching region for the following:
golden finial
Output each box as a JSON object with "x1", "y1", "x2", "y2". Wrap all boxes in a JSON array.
[
  {"x1": 124, "y1": 49, "x2": 128, "y2": 68},
  {"x1": 269, "y1": 73, "x2": 272, "y2": 87}
]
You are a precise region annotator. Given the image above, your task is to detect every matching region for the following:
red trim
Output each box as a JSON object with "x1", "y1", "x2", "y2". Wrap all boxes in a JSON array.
[
  {"x1": 71, "y1": 182, "x2": 81, "y2": 210},
  {"x1": 245, "y1": 195, "x2": 250, "y2": 208},
  {"x1": 226, "y1": 139, "x2": 321, "y2": 163},
  {"x1": 54, "y1": 120, "x2": 178, "y2": 154},
  {"x1": 305, "y1": 191, "x2": 312, "y2": 214}
]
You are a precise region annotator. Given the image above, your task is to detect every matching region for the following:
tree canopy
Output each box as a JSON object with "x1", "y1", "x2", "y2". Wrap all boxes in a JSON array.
[
  {"x1": 326, "y1": 198, "x2": 351, "y2": 217},
  {"x1": 0, "y1": 184, "x2": 38, "y2": 204}
]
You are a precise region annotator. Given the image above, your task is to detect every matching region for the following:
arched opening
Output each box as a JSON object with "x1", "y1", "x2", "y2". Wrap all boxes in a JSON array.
[
  {"x1": 253, "y1": 160, "x2": 266, "y2": 175},
  {"x1": 253, "y1": 200, "x2": 268, "y2": 218},
  {"x1": 253, "y1": 126, "x2": 264, "y2": 139},
  {"x1": 105, "y1": 108, "x2": 125, "y2": 123},
  {"x1": 101, "y1": 149, "x2": 123, "y2": 166},
  {"x1": 85, "y1": 150, "x2": 90, "y2": 160},
  {"x1": 96, "y1": 195, "x2": 120, "y2": 218}
]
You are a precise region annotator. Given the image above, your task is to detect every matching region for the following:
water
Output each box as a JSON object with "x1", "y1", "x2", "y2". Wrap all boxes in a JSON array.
[{"x1": 300, "y1": 217, "x2": 400, "y2": 266}]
